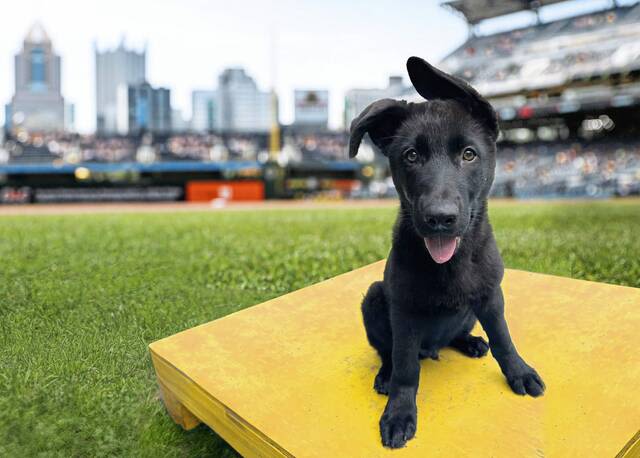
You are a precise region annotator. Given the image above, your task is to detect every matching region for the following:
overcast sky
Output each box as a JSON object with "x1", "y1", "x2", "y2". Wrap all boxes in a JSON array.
[{"x1": 0, "y1": 0, "x2": 629, "y2": 133}]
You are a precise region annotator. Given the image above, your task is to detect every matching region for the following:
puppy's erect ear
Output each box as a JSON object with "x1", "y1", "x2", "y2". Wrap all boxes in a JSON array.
[
  {"x1": 407, "y1": 56, "x2": 498, "y2": 140},
  {"x1": 349, "y1": 98, "x2": 409, "y2": 158}
]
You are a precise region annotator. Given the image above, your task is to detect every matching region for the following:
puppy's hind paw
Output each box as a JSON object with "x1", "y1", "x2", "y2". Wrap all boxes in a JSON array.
[
  {"x1": 450, "y1": 335, "x2": 489, "y2": 358},
  {"x1": 419, "y1": 348, "x2": 440, "y2": 360}
]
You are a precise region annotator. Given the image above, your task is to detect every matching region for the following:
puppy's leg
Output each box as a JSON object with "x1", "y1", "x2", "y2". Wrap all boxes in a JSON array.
[
  {"x1": 473, "y1": 287, "x2": 545, "y2": 397},
  {"x1": 362, "y1": 281, "x2": 392, "y2": 395},
  {"x1": 379, "y1": 310, "x2": 422, "y2": 449},
  {"x1": 449, "y1": 314, "x2": 488, "y2": 358}
]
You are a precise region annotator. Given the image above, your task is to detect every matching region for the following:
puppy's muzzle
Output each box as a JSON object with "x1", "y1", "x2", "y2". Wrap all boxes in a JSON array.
[
  {"x1": 415, "y1": 199, "x2": 463, "y2": 264},
  {"x1": 421, "y1": 200, "x2": 459, "y2": 233}
]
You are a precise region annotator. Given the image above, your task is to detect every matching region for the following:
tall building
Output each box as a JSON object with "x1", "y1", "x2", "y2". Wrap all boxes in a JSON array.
[
  {"x1": 64, "y1": 103, "x2": 75, "y2": 132},
  {"x1": 116, "y1": 82, "x2": 171, "y2": 135},
  {"x1": 344, "y1": 76, "x2": 408, "y2": 128},
  {"x1": 6, "y1": 23, "x2": 65, "y2": 132},
  {"x1": 216, "y1": 68, "x2": 272, "y2": 133},
  {"x1": 172, "y1": 108, "x2": 188, "y2": 132},
  {"x1": 191, "y1": 90, "x2": 216, "y2": 132},
  {"x1": 4, "y1": 105, "x2": 11, "y2": 131},
  {"x1": 293, "y1": 89, "x2": 329, "y2": 130},
  {"x1": 95, "y1": 41, "x2": 146, "y2": 134}
]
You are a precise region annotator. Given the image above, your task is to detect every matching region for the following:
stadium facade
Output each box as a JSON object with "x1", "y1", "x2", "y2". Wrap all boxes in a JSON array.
[
  {"x1": 401, "y1": 0, "x2": 640, "y2": 198},
  {"x1": 437, "y1": 0, "x2": 640, "y2": 133}
]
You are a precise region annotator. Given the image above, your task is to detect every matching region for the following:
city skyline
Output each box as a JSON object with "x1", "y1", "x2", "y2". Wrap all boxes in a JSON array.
[{"x1": 0, "y1": 0, "x2": 629, "y2": 133}]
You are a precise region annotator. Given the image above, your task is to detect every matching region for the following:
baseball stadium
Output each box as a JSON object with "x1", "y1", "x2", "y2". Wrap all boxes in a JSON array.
[{"x1": 1, "y1": 0, "x2": 639, "y2": 457}]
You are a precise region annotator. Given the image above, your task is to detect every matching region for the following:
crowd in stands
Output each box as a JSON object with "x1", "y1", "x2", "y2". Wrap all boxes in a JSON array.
[
  {"x1": 457, "y1": 5, "x2": 633, "y2": 61},
  {"x1": 159, "y1": 134, "x2": 267, "y2": 161},
  {"x1": 2, "y1": 130, "x2": 639, "y2": 198},
  {"x1": 0, "y1": 131, "x2": 349, "y2": 165},
  {"x1": 445, "y1": 3, "x2": 640, "y2": 90},
  {"x1": 0, "y1": 132, "x2": 136, "y2": 163},
  {"x1": 493, "y1": 139, "x2": 640, "y2": 197},
  {"x1": 292, "y1": 134, "x2": 348, "y2": 162}
]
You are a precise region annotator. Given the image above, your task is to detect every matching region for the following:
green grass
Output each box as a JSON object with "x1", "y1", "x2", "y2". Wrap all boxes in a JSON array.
[{"x1": 0, "y1": 200, "x2": 638, "y2": 457}]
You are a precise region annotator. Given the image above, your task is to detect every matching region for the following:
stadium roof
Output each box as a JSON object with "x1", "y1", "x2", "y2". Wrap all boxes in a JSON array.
[{"x1": 443, "y1": 0, "x2": 568, "y2": 24}]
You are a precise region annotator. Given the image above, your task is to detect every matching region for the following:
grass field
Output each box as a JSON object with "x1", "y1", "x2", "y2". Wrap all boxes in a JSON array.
[{"x1": 1, "y1": 200, "x2": 639, "y2": 457}]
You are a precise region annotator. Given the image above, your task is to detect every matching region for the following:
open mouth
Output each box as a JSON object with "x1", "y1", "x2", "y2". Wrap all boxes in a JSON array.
[{"x1": 424, "y1": 236, "x2": 461, "y2": 264}]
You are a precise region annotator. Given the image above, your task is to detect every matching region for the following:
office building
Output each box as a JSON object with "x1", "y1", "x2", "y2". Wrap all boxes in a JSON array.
[
  {"x1": 65, "y1": 103, "x2": 75, "y2": 132},
  {"x1": 293, "y1": 90, "x2": 329, "y2": 130},
  {"x1": 172, "y1": 108, "x2": 188, "y2": 132},
  {"x1": 344, "y1": 76, "x2": 408, "y2": 128},
  {"x1": 191, "y1": 90, "x2": 216, "y2": 132},
  {"x1": 116, "y1": 82, "x2": 171, "y2": 135},
  {"x1": 216, "y1": 68, "x2": 272, "y2": 133},
  {"x1": 95, "y1": 41, "x2": 146, "y2": 134},
  {"x1": 7, "y1": 23, "x2": 65, "y2": 132}
]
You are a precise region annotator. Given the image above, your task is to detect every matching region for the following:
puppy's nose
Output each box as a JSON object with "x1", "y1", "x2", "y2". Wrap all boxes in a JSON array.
[{"x1": 424, "y1": 202, "x2": 458, "y2": 230}]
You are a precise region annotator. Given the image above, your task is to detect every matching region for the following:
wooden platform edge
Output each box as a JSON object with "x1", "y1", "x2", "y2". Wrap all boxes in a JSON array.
[
  {"x1": 150, "y1": 347, "x2": 293, "y2": 458},
  {"x1": 157, "y1": 376, "x2": 201, "y2": 430},
  {"x1": 618, "y1": 429, "x2": 640, "y2": 458}
]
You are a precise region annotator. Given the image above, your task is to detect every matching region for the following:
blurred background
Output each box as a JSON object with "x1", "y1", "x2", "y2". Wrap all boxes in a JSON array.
[{"x1": 1, "y1": 0, "x2": 640, "y2": 204}]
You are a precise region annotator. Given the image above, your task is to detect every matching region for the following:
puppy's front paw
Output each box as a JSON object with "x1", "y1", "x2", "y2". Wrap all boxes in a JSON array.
[
  {"x1": 506, "y1": 364, "x2": 545, "y2": 397},
  {"x1": 379, "y1": 406, "x2": 417, "y2": 448}
]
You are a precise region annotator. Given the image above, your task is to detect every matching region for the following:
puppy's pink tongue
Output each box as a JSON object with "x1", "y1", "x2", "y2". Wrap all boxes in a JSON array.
[{"x1": 424, "y1": 236, "x2": 458, "y2": 264}]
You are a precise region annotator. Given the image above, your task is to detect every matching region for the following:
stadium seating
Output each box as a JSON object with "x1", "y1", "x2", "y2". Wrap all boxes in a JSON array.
[
  {"x1": 0, "y1": 132, "x2": 349, "y2": 164},
  {"x1": 2, "y1": 132, "x2": 639, "y2": 198},
  {"x1": 493, "y1": 139, "x2": 640, "y2": 198},
  {"x1": 442, "y1": 3, "x2": 640, "y2": 96}
]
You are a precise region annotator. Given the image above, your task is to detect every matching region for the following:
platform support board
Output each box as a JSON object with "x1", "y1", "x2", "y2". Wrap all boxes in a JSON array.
[
  {"x1": 150, "y1": 260, "x2": 640, "y2": 457},
  {"x1": 157, "y1": 378, "x2": 200, "y2": 431}
]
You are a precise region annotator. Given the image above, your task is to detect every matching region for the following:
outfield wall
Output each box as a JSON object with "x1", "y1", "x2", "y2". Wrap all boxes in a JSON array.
[{"x1": 0, "y1": 160, "x2": 362, "y2": 204}]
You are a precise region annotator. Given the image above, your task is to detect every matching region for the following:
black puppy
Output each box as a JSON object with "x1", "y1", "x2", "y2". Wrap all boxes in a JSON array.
[{"x1": 349, "y1": 57, "x2": 545, "y2": 449}]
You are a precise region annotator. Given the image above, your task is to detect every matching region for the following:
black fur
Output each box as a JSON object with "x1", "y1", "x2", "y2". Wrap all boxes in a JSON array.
[{"x1": 352, "y1": 57, "x2": 545, "y2": 449}]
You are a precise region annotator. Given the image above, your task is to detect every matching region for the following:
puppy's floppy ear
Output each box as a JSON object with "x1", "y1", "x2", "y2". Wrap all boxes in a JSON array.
[
  {"x1": 349, "y1": 98, "x2": 409, "y2": 158},
  {"x1": 407, "y1": 56, "x2": 498, "y2": 140}
]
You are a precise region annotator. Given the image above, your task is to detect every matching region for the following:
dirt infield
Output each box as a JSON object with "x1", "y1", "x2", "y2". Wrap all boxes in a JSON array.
[{"x1": 1, "y1": 197, "x2": 638, "y2": 216}]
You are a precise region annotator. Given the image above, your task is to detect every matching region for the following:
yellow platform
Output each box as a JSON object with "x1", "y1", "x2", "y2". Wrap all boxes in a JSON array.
[{"x1": 149, "y1": 261, "x2": 640, "y2": 457}]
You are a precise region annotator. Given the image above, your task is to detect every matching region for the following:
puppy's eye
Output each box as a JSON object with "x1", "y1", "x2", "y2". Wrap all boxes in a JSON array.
[
  {"x1": 404, "y1": 148, "x2": 418, "y2": 163},
  {"x1": 462, "y1": 147, "x2": 477, "y2": 162}
]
